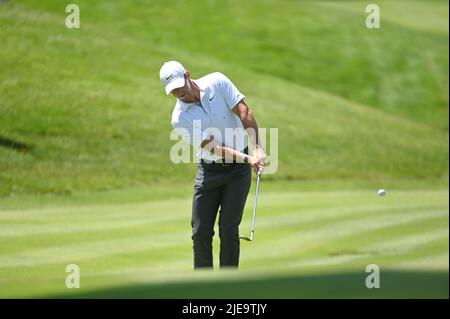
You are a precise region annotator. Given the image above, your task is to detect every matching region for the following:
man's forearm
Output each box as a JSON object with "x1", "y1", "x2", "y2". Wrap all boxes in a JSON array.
[
  {"x1": 241, "y1": 112, "x2": 267, "y2": 165},
  {"x1": 213, "y1": 144, "x2": 249, "y2": 163},
  {"x1": 232, "y1": 100, "x2": 262, "y2": 150},
  {"x1": 242, "y1": 113, "x2": 264, "y2": 153},
  {"x1": 201, "y1": 138, "x2": 249, "y2": 162}
]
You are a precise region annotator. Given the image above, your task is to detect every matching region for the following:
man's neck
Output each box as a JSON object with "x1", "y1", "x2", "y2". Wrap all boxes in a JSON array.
[{"x1": 191, "y1": 80, "x2": 201, "y2": 103}]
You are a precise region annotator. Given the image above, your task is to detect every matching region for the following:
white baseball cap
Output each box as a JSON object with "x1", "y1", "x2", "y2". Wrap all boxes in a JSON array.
[{"x1": 159, "y1": 61, "x2": 186, "y2": 95}]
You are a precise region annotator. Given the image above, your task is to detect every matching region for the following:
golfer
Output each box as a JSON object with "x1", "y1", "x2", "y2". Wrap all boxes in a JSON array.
[{"x1": 160, "y1": 61, "x2": 266, "y2": 269}]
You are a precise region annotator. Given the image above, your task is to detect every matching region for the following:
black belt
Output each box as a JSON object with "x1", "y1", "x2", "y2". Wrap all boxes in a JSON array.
[{"x1": 200, "y1": 147, "x2": 248, "y2": 167}]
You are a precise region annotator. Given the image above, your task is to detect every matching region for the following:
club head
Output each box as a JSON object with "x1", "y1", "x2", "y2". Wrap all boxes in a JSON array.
[{"x1": 239, "y1": 236, "x2": 252, "y2": 241}]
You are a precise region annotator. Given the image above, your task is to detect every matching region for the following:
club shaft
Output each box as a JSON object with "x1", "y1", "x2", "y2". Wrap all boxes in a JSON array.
[{"x1": 250, "y1": 173, "x2": 261, "y2": 240}]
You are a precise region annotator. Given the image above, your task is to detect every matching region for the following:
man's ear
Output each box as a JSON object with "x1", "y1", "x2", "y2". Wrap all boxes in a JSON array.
[{"x1": 185, "y1": 70, "x2": 191, "y2": 79}]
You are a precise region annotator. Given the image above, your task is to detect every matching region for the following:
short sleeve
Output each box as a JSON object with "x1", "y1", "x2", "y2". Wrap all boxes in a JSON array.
[{"x1": 216, "y1": 72, "x2": 246, "y2": 110}]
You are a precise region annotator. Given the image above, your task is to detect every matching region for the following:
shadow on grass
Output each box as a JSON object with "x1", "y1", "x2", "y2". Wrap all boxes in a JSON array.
[
  {"x1": 52, "y1": 270, "x2": 448, "y2": 299},
  {"x1": 0, "y1": 135, "x2": 31, "y2": 153}
]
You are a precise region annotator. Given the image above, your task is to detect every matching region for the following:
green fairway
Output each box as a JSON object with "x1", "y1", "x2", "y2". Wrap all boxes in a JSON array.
[
  {"x1": 0, "y1": 0, "x2": 448, "y2": 195},
  {"x1": 0, "y1": 184, "x2": 447, "y2": 298}
]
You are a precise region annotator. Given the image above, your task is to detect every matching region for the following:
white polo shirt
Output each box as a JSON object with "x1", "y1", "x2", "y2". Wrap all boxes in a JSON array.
[{"x1": 171, "y1": 72, "x2": 247, "y2": 161}]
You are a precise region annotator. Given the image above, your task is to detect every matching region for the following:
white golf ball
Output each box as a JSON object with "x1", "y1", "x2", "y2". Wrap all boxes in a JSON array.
[{"x1": 377, "y1": 189, "x2": 386, "y2": 196}]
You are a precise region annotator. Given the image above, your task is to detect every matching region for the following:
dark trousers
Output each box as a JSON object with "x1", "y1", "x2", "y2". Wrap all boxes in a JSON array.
[{"x1": 191, "y1": 161, "x2": 251, "y2": 269}]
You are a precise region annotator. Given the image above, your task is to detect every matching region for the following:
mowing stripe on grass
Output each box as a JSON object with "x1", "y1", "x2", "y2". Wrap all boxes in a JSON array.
[
  {"x1": 0, "y1": 232, "x2": 189, "y2": 268},
  {"x1": 242, "y1": 209, "x2": 447, "y2": 260},
  {"x1": 280, "y1": 228, "x2": 448, "y2": 270}
]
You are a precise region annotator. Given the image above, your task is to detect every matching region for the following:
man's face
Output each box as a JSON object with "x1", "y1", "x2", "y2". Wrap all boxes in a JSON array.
[{"x1": 171, "y1": 75, "x2": 196, "y2": 103}]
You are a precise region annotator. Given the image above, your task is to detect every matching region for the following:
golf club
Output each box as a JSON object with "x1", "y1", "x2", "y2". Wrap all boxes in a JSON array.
[{"x1": 240, "y1": 169, "x2": 262, "y2": 241}]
